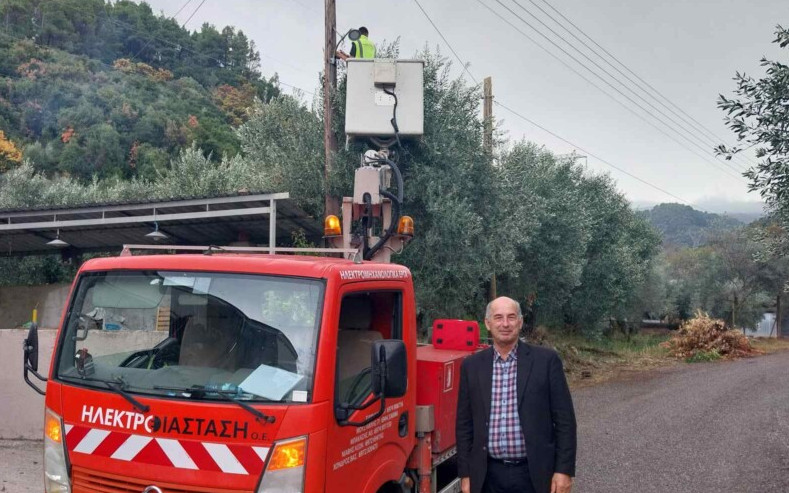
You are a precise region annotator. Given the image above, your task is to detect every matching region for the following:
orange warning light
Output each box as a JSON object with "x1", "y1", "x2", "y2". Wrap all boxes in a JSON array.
[
  {"x1": 397, "y1": 215, "x2": 414, "y2": 237},
  {"x1": 324, "y1": 215, "x2": 342, "y2": 236}
]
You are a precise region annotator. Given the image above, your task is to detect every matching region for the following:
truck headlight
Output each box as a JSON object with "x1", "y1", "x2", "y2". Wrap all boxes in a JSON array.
[
  {"x1": 44, "y1": 408, "x2": 70, "y2": 493},
  {"x1": 256, "y1": 436, "x2": 307, "y2": 493}
]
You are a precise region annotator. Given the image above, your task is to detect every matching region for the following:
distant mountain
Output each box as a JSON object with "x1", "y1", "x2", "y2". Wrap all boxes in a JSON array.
[
  {"x1": 632, "y1": 199, "x2": 765, "y2": 224},
  {"x1": 639, "y1": 203, "x2": 743, "y2": 247}
]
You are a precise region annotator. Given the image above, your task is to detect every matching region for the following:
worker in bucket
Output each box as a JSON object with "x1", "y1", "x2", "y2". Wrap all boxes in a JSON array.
[{"x1": 336, "y1": 26, "x2": 376, "y2": 60}]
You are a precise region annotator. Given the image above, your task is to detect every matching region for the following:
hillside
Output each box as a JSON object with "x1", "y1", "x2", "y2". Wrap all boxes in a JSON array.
[
  {"x1": 640, "y1": 203, "x2": 743, "y2": 247},
  {"x1": 0, "y1": 0, "x2": 280, "y2": 181}
]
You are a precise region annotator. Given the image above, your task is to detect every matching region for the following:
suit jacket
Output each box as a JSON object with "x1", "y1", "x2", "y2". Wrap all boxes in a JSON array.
[{"x1": 456, "y1": 341, "x2": 577, "y2": 493}]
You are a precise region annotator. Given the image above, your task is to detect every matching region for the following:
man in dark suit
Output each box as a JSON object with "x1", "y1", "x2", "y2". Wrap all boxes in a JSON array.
[{"x1": 456, "y1": 296, "x2": 576, "y2": 493}]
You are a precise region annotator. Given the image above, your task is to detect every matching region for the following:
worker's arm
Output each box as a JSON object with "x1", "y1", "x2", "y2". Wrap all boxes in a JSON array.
[{"x1": 336, "y1": 49, "x2": 349, "y2": 61}]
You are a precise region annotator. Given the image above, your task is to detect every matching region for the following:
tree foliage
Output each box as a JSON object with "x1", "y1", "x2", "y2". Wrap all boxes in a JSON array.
[
  {"x1": 717, "y1": 25, "x2": 789, "y2": 225},
  {"x1": 651, "y1": 221, "x2": 789, "y2": 329},
  {"x1": 0, "y1": 0, "x2": 281, "y2": 182}
]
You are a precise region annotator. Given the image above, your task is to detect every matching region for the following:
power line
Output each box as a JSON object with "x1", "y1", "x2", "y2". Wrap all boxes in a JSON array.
[
  {"x1": 475, "y1": 0, "x2": 746, "y2": 183},
  {"x1": 495, "y1": 101, "x2": 693, "y2": 204},
  {"x1": 536, "y1": 0, "x2": 757, "y2": 170},
  {"x1": 181, "y1": 0, "x2": 208, "y2": 28},
  {"x1": 131, "y1": 0, "x2": 194, "y2": 61},
  {"x1": 408, "y1": 0, "x2": 696, "y2": 204},
  {"x1": 489, "y1": 0, "x2": 746, "y2": 179},
  {"x1": 412, "y1": 0, "x2": 479, "y2": 84},
  {"x1": 508, "y1": 0, "x2": 750, "y2": 174}
]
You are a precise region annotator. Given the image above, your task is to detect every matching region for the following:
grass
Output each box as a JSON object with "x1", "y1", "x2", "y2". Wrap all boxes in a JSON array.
[
  {"x1": 685, "y1": 349, "x2": 722, "y2": 363},
  {"x1": 472, "y1": 323, "x2": 789, "y2": 388},
  {"x1": 749, "y1": 337, "x2": 789, "y2": 353},
  {"x1": 544, "y1": 331, "x2": 674, "y2": 387}
]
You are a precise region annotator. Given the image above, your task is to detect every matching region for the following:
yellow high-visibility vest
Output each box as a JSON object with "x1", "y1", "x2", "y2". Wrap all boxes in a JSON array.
[{"x1": 352, "y1": 35, "x2": 376, "y2": 59}]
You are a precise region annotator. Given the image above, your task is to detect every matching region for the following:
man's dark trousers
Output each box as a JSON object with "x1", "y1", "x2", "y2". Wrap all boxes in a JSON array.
[{"x1": 482, "y1": 458, "x2": 537, "y2": 493}]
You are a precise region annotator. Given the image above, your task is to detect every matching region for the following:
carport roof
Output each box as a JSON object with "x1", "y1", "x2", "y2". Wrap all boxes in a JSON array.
[{"x1": 0, "y1": 192, "x2": 321, "y2": 256}]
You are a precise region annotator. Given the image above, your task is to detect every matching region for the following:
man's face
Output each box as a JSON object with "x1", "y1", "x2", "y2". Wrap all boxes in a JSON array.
[{"x1": 485, "y1": 298, "x2": 523, "y2": 347}]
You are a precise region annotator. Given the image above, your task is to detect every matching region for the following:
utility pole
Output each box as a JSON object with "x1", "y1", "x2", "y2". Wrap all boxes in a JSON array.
[
  {"x1": 323, "y1": 0, "x2": 339, "y2": 215},
  {"x1": 483, "y1": 77, "x2": 493, "y2": 155},
  {"x1": 483, "y1": 76, "x2": 497, "y2": 301}
]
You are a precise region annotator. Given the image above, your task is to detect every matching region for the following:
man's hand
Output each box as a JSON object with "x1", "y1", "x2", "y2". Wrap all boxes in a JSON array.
[
  {"x1": 335, "y1": 49, "x2": 349, "y2": 61},
  {"x1": 551, "y1": 473, "x2": 573, "y2": 493},
  {"x1": 460, "y1": 476, "x2": 471, "y2": 493}
]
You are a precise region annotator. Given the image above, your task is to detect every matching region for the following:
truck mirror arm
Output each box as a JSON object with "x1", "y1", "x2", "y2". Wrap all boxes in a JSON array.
[
  {"x1": 337, "y1": 354, "x2": 388, "y2": 426},
  {"x1": 337, "y1": 391, "x2": 386, "y2": 427},
  {"x1": 23, "y1": 323, "x2": 47, "y2": 395}
]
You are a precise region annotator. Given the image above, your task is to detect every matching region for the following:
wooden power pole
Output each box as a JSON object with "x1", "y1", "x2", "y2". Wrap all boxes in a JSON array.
[
  {"x1": 323, "y1": 0, "x2": 339, "y2": 215},
  {"x1": 483, "y1": 76, "x2": 497, "y2": 301},
  {"x1": 483, "y1": 77, "x2": 493, "y2": 154}
]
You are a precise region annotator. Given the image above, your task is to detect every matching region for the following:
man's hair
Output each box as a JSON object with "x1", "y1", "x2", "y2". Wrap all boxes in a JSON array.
[
  {"x1": 359, "y1": 26, "x2": 369, "y2": 36},
  {"x1": 485, "y1": 297, "x2": 523, "y2": 319}
]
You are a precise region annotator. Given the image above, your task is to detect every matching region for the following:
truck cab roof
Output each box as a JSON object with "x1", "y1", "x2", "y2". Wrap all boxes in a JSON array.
[{"x1": 80, "y1": 253, "x2": 412, "y2": 282}]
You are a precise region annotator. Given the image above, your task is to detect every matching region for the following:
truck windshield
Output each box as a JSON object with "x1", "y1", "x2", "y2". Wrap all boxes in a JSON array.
[{"x1": 56, "y1": 270, "x2": 324, "y2": 404}]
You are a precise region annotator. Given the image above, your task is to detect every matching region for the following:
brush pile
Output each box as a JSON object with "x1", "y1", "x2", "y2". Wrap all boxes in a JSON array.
[{"x1": 661, "y1": 312, "x2": 759, "y2": 360}]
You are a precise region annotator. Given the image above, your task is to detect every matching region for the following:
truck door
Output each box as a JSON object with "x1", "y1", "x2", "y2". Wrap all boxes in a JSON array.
[{"x1": 326, "y1": 289, "x2": 411, "y2": 492}]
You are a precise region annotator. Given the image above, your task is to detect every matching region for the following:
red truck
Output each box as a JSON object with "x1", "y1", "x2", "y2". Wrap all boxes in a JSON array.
[{"x1": 23, "y1": 248, "x2": 479, "y2": 493}]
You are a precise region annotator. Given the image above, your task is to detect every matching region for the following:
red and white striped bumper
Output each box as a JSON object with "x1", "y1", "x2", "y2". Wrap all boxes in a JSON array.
[{"x1": 65, "y1": 423, "x2": 270, "y2": 476}]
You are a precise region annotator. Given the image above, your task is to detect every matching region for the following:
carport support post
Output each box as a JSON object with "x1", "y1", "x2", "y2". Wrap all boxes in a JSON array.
[{"x1": 269, "y1": 199, "x2": 277, "y2": 254}]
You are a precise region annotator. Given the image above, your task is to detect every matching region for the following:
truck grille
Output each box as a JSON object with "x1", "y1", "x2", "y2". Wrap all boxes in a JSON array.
[{"x1": 72, "y1": 466, "x2": 248, "y2": 493}]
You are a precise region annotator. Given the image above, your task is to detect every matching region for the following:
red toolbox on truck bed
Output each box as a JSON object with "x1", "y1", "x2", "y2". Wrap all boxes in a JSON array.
[{"x1": 432, "y1": 319, "x2": 480, "y2": 350}]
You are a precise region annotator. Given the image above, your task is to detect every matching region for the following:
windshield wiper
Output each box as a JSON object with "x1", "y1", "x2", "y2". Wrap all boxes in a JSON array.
[
  {"x1": 60, "y1": 375, "x2": 150, "y2": 414},
  {"x1": 154, "y1": 384, "x2": 276, "y2": 423}
]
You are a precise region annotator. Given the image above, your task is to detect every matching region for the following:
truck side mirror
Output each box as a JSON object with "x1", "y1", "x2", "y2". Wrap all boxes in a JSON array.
[
  {"x1": 371, "y1": 340, "x2": 407, "y2": 398},
  {"x1": 24, "y1": 323, "x2": 39, "y2": 372},
  {"x1": 23, "y1": 322, "x2": 47, "y2": 395}
]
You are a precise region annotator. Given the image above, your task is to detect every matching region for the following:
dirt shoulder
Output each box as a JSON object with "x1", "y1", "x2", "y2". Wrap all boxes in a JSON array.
[{"x1": 550, "y1": 332, "x2": 789, "y2": 389}]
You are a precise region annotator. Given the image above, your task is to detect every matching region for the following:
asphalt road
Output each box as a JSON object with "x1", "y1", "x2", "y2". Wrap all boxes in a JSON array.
[
  {"x1": 2, "y1": 353, "x2": 788, "y2": 492},
  {"x1": 0, "y1": 440, "x2": 41, "y2": 493},
  {"x1": 573, "y1": 351, "x2": 789, "y2": 493}
]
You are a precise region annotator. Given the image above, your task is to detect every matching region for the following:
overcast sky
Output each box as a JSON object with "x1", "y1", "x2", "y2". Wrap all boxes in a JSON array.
[{"x1": 144, "y1": 0, "x2": 789, "y2": 213}]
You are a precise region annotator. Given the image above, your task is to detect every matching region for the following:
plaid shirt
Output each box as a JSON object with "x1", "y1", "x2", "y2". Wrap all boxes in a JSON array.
[{"x1": 488, "y1": 345, "x2": 527, "y2": 459}]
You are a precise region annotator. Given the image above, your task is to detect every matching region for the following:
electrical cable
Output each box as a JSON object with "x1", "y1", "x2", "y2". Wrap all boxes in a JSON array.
[
  {"x1": 536, "y1": 0, "x2": 757, "y2": 169},
  {"x1": 466, "y1": 0, "x2": 745, "y2": 182},
  {"x1": 181, "y1": 0, "x2": 209, "y2": 28},
  {"x1": 514, "y1": 0, "x2": 753, "y2": 172},
  {"x1": 505, "y1": 0, "x2": 750, "y2": 174},
  {"x1": 407, "y1": 3, "x2": 697, "y2": 205},
  {"x1": 412, "y1": 0, "x2": 479, "y2": 84},
  {"x1": 130, "y1": 0, "x2": 194, "y2": 62},
  {"x1": 481, "y1": 0, "x2": 746, "y2": 181},
  {"x1": 495, "y1": 101, "x2": 694, "y2": 204}
]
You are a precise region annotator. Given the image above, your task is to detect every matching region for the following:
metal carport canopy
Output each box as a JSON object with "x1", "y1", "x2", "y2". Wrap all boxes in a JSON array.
[{"x1": 0, "y1": 192, "x2": 322, "y2": 256}]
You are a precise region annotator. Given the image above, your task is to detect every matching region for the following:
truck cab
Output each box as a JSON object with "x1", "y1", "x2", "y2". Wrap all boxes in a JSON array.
[{"x1": 34, "y1": 253, "x2": 417, "y2": 493}]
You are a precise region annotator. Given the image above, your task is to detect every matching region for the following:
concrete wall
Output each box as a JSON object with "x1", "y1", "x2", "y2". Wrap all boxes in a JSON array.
[
  {"x1": 0, "y1": 328, "x2": 170, "y2": 439},
  {"x1": 0, "y1": 329, "x2": 56, "y2": 439},
  {"x1": 0, "y1": 284, "x2": 71, "y2": 329}
]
